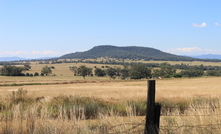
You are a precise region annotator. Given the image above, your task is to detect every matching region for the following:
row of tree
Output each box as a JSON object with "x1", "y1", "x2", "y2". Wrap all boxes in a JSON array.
[
  {"x1": 0, "y1": 64, "x2": 53, "y2": 76},
  {"x1": 2, "y1": 63, "x2": 221, "y2": 78},
  {"x1": 70, "y1": 64, "x2": 221, "y2": 79}
]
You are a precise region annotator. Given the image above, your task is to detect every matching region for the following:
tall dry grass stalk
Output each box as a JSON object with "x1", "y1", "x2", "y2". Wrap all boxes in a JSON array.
[{"x1": 0, "y1": 90, "x2": 221, "y2": 133}]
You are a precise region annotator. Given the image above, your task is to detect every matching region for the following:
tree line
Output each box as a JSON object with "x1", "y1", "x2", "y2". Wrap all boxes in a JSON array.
[
  {"x1": 69, "y1": 64, "x2": 221, "y2": 79},
  {"x1": 0, "y1": 64, "x2": 54, "y2": 76},
  {"x1": 2, "y1": 63, "x2": 221, "y2": 79}
]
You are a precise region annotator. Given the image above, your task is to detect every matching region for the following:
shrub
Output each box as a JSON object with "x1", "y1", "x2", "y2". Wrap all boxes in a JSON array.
[{"x1": 34, "y1": 72, "x2": 39, "y2": 76}]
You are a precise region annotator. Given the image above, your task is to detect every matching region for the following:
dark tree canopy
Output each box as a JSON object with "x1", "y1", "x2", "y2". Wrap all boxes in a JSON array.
[
  {"x1": 105, "y1": 67, "x2": 117, "y2": 78},
  {"x1": 77, "y1": 65, "x2": 92, "y2": 79},
  {"x1": 94, "y1": 68, "x2": 106, "y2": 76},
  {"x1": 130, "y1": 64, "x2": 151, "y2": 79},
  {"x1": 0, "y1": 65, "x2": 24, "y2": 76}
]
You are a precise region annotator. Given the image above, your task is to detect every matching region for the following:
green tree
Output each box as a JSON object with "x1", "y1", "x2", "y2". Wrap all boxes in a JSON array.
[
  {"x1": 105, "y1": 67, "x2": 117, "y2": 79},
  {"x1": 34, "y1": 72, "x2": 39, "y2": 76},
  {"x1": 121, "y1": 68, "x2": 130, "y2": 79},
  {"x1": 153, "y1": 63, "x2": 176, "y2": 78},
  {"x1": 130, "y1": 64, "x2": 151, "y2": 79},
  {"x1": 94, "y1": 68, "x2": 106, "y2": 76},
  {"x1": 115, "y1": 67, "x2": 121, "y2": 76},
  {"x1": 24, "y1": 63, "x2": 31, "y2": 70},
  {"x1": 0, "y1": 65, "x2": 24, "y2": 76},
  {"x1": 180, "y1": 70, "x2": 204, "y2": 78},
  {"x1": 41, "y1": 65, "x2": 52, "y2": 76},
  {"x1": 77, "y1": 65, "x2": 92, "y2": 79},
  {"x1": 70, "y1": 66, "x2": 78, "y2": 76},
  {"x1": 159, "y1": 64, "x2": 176, "y2": 78},
  {"x1": 152, "y1": 69, "x2": 161, "y2": 78},
  {"x1": 205, "y1": 70, "x2": 221, "y2": 76}
]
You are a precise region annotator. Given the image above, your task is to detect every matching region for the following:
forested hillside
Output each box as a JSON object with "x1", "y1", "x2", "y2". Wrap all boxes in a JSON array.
[{"x1": 60, "y1": 45, "x2": 219, "y2": 61}]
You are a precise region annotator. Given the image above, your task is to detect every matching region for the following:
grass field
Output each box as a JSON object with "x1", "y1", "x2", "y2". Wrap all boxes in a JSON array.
[{"x1": 0, "y1": 62, "x2": 221, "y2": 133}]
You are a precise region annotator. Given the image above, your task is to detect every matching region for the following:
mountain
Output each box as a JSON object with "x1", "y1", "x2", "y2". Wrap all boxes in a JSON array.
[
  {"x1": 0, "y1": 57, "x2": 27, "y2": 62},
  {"x1": 60, "y1": 45, "x2": 201, "y2": 61},
  {"x1": 189, "y1": 54, "x2": 221, "y2": 60}
]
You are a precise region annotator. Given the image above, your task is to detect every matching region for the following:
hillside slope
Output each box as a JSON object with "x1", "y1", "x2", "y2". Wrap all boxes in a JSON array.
[{"x1": 59, "y1": 45, "x2": 205, "y2": 61}]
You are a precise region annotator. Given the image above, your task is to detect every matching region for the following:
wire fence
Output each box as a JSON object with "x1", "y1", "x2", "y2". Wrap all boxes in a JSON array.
[
  {"x1": 159, "y1": 106, "x2": 221, "y2": 134},
  {"x1": 100, "y1": 106, "x2": 221, "y2": 134}
]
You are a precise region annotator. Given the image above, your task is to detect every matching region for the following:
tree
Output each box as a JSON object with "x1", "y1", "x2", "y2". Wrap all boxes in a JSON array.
[
  {"x1": 94, "y1": 68, "x2": 106, "y2": 76},
  {"x1": 121, "y1": 68, "x2": 130, "y2": 79},
  {"x1": 205, "y1": 70, "x2": 221, "y2": 76},
  {"x1": 180, "y1": 70, "x2": 204, "y2": 78},
  {"x1": 105, "y1": 67, "x2": 117, "y2": 79},
  {"x1": 70, "y1": 66, "x2": 78, "y2": 76},
  {"x1": 23, "y1": 63, "x2": 31, "y2": 70},
  {"x1": 130, "y1": 64, "x2": 151, "y2": 79},
  {"x1": 77, "y1": 65, "x2": 92, "y2": 79},
  {"x1": 0, "y1": 65, "x2": 24, "y2": 76},
  {"x1": 34, "y1": 72, "x2": 39, "y2": 76},
  {"x1": 152, "y1": 64, "x2": 176, "y2": 78},
  {"x1": 152, "y1": 69, "x2": 161, "y2": 78},
  {"x1": 41, "y1": 65, "x2": 52, "y2": 76},
  {"x1": 115, "y1": 67, "x2": 121, "y2": 76},
  {"x1": 159, "y1": 64, "x2": 176, "y2": 78}
]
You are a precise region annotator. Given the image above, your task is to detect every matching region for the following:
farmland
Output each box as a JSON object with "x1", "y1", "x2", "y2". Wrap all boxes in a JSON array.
[{"x1": 0, "y1": 61, "x2": 221, "y2": 133}]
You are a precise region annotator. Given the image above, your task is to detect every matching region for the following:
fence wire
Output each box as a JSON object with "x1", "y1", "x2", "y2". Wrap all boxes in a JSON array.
[
  {"x1": 159, "y1": 106, "x2": 221, "y2": 134},
  {"x1": 94, "y1": 106, "x2": 221, "y2": 134}
]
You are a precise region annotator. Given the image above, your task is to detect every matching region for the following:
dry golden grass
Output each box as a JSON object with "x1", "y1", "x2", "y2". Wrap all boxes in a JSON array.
[
  {"x1": 1, "y1": 60, "x2": 221, "y2": 133},
  {"x1": 27, "y1": 62, "x2": 123, "y2": 76},
  {"x1": 0, "y1": 77, "x2": 221, "y2": 133},
  {"x1": 1, "y1": 77, "x2": 220, "y2": 100}
]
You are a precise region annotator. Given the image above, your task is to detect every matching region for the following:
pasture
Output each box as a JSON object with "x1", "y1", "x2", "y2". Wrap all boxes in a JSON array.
[{"x1": 0, "y1": 62, "x2": 221, "y2": 133}]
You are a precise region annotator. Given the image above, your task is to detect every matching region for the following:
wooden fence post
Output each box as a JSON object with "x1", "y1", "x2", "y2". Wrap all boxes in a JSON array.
[{"x1": 144, "y1": 80, "x2": 161, "y2": 134}]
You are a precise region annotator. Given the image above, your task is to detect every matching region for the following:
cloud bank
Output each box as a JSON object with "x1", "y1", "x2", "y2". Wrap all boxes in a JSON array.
[
  {"x1": 165, "y1": 47, "x2": 221, "y2": 55},
  {"x1": 192, "y1": 22, "x2": 207, "y2": 27},
  {"x1": 0, "y1": 50, "x2": 69, "y2": 59}
]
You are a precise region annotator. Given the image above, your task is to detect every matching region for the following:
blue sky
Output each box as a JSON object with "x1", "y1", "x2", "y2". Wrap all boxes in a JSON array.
[{"x1": 0, "y1": 0, "x2": 221, "y2": 58}]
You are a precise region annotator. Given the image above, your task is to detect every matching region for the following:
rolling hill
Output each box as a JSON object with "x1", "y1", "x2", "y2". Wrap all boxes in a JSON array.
[{"x1": 60, "y1": 45, "x2": 203, "y2": 61}]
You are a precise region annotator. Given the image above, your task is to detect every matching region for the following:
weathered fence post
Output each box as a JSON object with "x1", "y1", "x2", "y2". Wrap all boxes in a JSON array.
[{"x1": 144, "y1": 80, "x2": 161, "y2": 134}]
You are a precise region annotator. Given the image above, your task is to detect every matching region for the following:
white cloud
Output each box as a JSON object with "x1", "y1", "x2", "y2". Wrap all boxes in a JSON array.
[
  {"x1": 165, "y1": 47, "x2": 221, "y2": 55},
  {"x1": 215, "y1": 23, "x2": 221, "y2": 26},
  {"x1": 0, "y1": 50, "x2": 69, "y2": 59},
  {"x1": 192, "y1": 22, "x2": 207, "y2": 27}
]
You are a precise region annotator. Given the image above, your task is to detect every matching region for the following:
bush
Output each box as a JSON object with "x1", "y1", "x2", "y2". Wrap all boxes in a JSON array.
[{"x1": 34, "y1": 72, "x2": 39, "y2": 76}]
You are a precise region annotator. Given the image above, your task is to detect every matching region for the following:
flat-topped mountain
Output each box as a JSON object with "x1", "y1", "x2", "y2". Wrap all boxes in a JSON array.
[{"x1": 59, "y1": 45, "x2": 217, "y2": 61}]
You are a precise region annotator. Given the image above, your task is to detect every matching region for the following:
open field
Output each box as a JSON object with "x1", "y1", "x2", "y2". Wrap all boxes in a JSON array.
[
  {"x1": 0, "y1": 77, "x2": 221, "y2": 133},
  {"x1": 0, "y1": 77, "x2": 221, "y2": 100},
  {"x1": 1, "y1": 62, "x2": 221, "y2": 133}
]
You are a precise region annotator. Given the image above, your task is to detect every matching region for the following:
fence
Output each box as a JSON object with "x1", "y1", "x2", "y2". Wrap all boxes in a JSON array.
[
  {"x1": 78, "y1": 80, "x2": 221, "y2": 134},
  {"x1": 145, "y1": 80, "x2": 221, "y2": 134},
  {"x1": 160, "y1": 105, "x2": 221, "y2": 134}
]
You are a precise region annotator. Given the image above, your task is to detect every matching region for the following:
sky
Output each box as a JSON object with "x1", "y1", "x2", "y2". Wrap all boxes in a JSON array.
[{"x1": 0, "y1": 0, "x2": 221, "y2": 58}]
